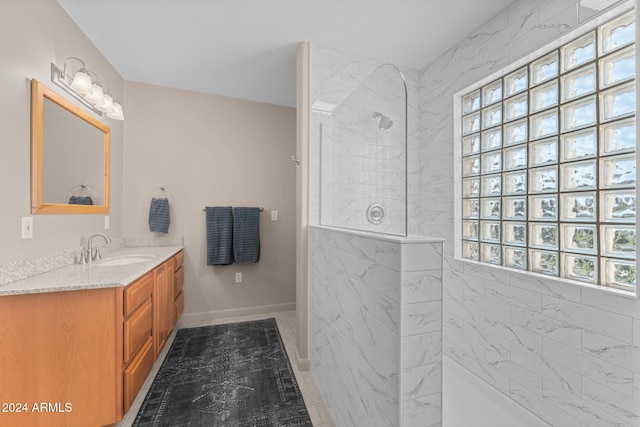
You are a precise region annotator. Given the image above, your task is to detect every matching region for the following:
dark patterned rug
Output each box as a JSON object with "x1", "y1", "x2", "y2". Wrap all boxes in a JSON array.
[{"x1": 132, "y1": 318, "x2": 312, "y2": 427}]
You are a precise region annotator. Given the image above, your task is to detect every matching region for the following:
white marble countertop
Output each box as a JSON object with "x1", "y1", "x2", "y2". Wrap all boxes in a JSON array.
[{"x1": 0, "y1": 245, "x2": 183, "y2": 296}]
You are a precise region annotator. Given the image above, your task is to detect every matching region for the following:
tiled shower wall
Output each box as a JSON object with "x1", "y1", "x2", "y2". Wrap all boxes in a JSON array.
[
  {"x1": 418, "y1": 0, "x2": 640, "y2": 425},
  {"x1": 319, "y1": 65, "x2": 407, "y2": 235},
  {"x1": 308, "y1": 226, "x2": 443, "y2": 427},
  {"x1": 309, "y1": 45, "x2": 421, "y2": 234}
]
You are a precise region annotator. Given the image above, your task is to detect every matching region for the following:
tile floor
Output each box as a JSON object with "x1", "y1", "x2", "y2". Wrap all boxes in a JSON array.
[{"x1": 117, "y1": 310, "x2": 335, "y2": 427}]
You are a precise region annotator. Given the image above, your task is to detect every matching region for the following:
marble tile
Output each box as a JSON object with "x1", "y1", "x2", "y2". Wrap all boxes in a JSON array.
[
  {"x1": 463, "y1": 320, "x2": 511, "y2": 363},
  {"x1": 362, "y1": 262, "x2": 402, "y2": 303},
  {"x1": 582, "y1": 329, "x2": 640, "y2": 373},
  {"x1": 403, "y1": 393, "x2": 442, "y2": 427},
  {"x1": 403, "y1": 332, "x2": 442, "y2": 369},
  {"x1": 581, "y1": 287, "x2": 640, "y2": 321},
  {"x1": 403, "y1": 270, "x2": 442, "y2": 304},
  {"x1": 485, "y1": 281, "x2": 543, "y2": 312},
  {"x1": 485, "y1": 315, "x2": 543, "y2": 353},
  {"x1": 509, "y1": 271, "x2": 581, "y2": 303},
  {"x1": 463, "y1": 355, "x2": 510, "y2": 394},
  {"x1": 511, "y1": 342, "x2": 582, "y2": 396},
  {"x1": 402, "y1": 242, "x2": 443, "y2": 272},
  {"x1": 462, "y1": 291, "x2": 510, "y2": 323},
  {"x1": 509, "y1": 381, "x2": 581, "y2": 427},
  {"x1": 510, "y1": 306, "x2": 582, "y2": 350},
  {"x1": 373, "y1": 292, "x2": 400, "y2": 332},
  {"x1": 403, "y1": 362, "x2": 442, "y2": 401},
  {"x1": 446, "y1": 289, "x2": 487, "y2": 325},
  {"x1": 491, "y1": 359, "x2": 544, "y2": 395},
  {"x1": 542, "y1": 380, "x2": 628, "y2": 427},
  {"x1": 403, "y1": 301, "x2": 442, "y2": 336},
  {"x1": 542, "y1": 296, "x2": 633, "y2": 344},
  {"x1": 582, "y1": 376, "x2": 640, "y2": 426},
  {"x1": 543, "y1": 337, "x2": 634, "y2": 397}
]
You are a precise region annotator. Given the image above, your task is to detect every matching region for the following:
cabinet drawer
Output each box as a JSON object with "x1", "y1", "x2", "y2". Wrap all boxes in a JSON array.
[
  {"x1": 123, "y1": 337, "x2": 154, "y2": 414},
  {"x1": 124, "y1": 272, "x2": 153, "y2": 317},
  {"x1": 174, "y1": 291, "x2": 184, "y2": 324},
  {"x1": 124, "y1": 299, "x2": 153, "y2": 365},
  {"x1": 173, "y1": 251, "x2": 184, "y2": 271},
  {"x1": 174, "y1": 266, "x2": 184, "y2": 298}
]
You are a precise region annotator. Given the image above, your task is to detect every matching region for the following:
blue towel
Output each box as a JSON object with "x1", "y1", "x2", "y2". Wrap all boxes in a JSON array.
[
  {"x1": 206, "y1": 206, "x2": 234, "y2": 265},
  {"x1": 69, "y1": 196, "x2": 93, "y2": 205},
  {"x1": 233, "y1": 207, "x2": 260, "y2": 263},
  {"x1": 149, "y1": 197, "x2": 170, "y2": 234}
]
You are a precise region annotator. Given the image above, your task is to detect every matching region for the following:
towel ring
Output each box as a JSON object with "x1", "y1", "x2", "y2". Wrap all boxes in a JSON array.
[
  {"x1": 70, "y1": 183, "x2": 91, "y2": 197},
  {"x1": 153, "y1": 186, "x2": 168, "y2": 198}
]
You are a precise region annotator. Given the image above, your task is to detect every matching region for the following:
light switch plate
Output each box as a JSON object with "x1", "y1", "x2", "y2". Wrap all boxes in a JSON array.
[
  {"x1": 21, "y1": 216, "x2": 33, "y2": 239},
  {"x1": 235, "y1": 272, "x2": 243, "y2": 283},
  {"x1": 104, "y1": 216, "x2": 110, "y2": 230}
]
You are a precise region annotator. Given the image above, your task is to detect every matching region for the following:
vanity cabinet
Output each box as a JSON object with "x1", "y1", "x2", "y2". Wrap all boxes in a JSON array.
[{"x1": 0, "y1": 250, "x2": 185, "y2": 427}]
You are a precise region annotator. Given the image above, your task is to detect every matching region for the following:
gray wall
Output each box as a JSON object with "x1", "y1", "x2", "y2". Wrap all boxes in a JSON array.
[
  {"x1": 419, "y1": 0, "x2": 640, "y2": 425},
  {"x1": 0, "y1": 0, "x2": 124, "y2": 263},
  {"x1": 122, "y1": 82, "x2": 297, "y2": 317}
]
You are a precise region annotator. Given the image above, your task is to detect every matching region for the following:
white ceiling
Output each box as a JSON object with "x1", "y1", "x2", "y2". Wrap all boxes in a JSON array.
[{"x1": 56, "y1": 0, "x2": 516, "y2": 108}]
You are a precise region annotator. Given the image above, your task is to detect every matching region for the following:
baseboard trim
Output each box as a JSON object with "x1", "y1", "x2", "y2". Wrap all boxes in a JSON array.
[
  {"x1": 177, "y1": 302, "x2": 296, "y2": 328},
  {"x1": 295, "y1": 349, "x2": 310, "y2": 371}
]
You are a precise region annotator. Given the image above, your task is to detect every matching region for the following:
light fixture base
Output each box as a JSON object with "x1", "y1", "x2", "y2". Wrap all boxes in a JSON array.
[{"x1": 50, "y1": 63, "x2": 103, "y2": 116}]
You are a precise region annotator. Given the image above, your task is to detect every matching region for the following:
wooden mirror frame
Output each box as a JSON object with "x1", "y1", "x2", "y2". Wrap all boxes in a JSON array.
[{"x1": 31, "y1": 79, "x2": 110, "y2": 214}]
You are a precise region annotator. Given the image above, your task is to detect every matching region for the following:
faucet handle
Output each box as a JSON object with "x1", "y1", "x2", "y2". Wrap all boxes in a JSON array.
[
  {"x1": 91, "y1": 247, "x2": 103, "y2": 261},
  {"x1": 76, "y1": 249, "x2": 88, "y2": 264}
]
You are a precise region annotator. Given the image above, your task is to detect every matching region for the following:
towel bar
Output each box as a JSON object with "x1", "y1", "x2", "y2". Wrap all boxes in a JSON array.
[{"x1": 203, "y1": 207, "x2": 264, "y2": 212}]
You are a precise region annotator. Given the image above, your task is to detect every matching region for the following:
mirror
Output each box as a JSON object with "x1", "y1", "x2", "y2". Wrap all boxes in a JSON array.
[{"x1": 31, "y1": 79, "x2": 110, "y2": 214}]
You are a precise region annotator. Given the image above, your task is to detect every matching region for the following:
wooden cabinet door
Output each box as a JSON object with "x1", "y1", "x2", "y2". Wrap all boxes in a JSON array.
[
  {"x1": 153, "y1": 262, "x2": 168, "y2": 357},
  {"x1": 0, "y1": 289, "x2": 118, "y2": 427},
  {"x1": 153, "y1": 259, "x2": 175, "y2": 357}
]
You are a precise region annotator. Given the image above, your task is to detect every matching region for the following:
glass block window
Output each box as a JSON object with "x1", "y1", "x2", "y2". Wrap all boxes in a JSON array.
[{"x1": 460, "y1": 11, "x2": 636, "y2": 292}]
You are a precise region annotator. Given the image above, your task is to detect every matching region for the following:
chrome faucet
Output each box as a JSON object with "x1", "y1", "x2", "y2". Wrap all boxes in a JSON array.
[{"x1": 86, "y1": 233, "x2": 112, "y2": 262}]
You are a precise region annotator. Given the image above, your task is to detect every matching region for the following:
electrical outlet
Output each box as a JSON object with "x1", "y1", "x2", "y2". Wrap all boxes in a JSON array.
[
  {"x1": 21, "y1": 216, "x2": 33, "y2": 239},
  {"x1": 104, "y1": 216, "x2": 110, "y2": 230},
  {"x1": 235, "y1": 272, "x2": 243, "y2": 283},
  {"x1": 271, "y1": 210, "x2": 278, "y2": 221}
]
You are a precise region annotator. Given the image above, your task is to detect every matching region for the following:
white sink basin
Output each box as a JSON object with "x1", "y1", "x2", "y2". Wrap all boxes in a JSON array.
[{"x1": 96, "y1": 255, "x2": 154, "y2": 267}]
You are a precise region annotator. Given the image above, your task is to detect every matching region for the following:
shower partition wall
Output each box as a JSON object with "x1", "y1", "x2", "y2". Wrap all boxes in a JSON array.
[{"x1": 320, "y1": 64, "x2": 408, "y2": 236}]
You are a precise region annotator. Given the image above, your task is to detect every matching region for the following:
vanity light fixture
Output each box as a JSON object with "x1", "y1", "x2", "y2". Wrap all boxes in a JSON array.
[{"x1": 51, "y1": 57, "x2": 124, "y2": 120}]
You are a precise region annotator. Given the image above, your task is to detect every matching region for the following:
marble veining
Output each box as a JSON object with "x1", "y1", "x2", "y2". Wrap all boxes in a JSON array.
[{"x1": 310, "y1": 225, "x2": 443, "y2": 426}]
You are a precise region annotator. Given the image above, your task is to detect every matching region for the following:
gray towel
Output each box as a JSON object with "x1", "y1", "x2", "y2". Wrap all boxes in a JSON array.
[
  {"x1": 149, "y1": 198, "x2": 170, "y2": 234},
  {"x1": 206, "y1": 206, "x2": 234, "y2": 265},
  {"x1": 233, "y1": 207, "x2": 260, "y2": 263},
  {"x1": 69, "y1": 196, "x2": 93, "y2": 205}
]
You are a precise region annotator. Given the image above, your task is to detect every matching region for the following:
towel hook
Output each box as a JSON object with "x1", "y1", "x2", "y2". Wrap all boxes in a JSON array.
[
  {"x1": 290, "y1": 155, "x2": 300, "y2": 165},
  {"x1": 153, "y1": 186, "x2": 168, "y2": 198}
]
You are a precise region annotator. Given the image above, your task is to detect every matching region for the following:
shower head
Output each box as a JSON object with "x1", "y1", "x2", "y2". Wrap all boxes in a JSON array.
[{"x1": 372, "y1": 112, "x2": 393, "y2": 131}]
